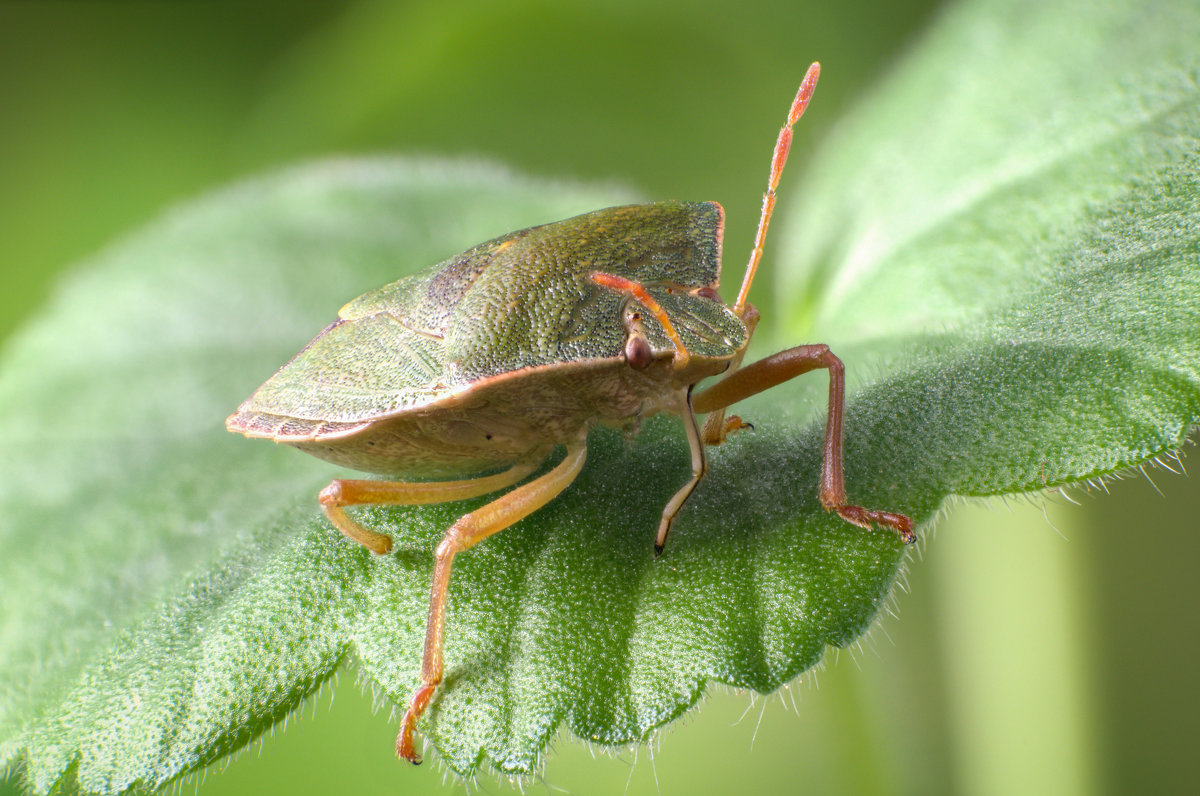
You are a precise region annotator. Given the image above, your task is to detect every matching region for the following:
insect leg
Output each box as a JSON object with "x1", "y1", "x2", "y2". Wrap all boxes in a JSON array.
[
  {"x1": 699, "y1": 304, "x2": 760, "y2": 445},
  {"x1": 318, "y1": 458, "x2": 544, "y2": 554},
  {"x1": 692, "y1": 344, "x2": 915, "y2": 543},
  {"x1": 709, "y1": 63, "x2": 820, "y2": 439},
  {"x1": 396, "y1": 439, "x2": 588, "y2": 764},
  {"x1": 655, "y1": 388, "x2": 706, "y2": 555}
]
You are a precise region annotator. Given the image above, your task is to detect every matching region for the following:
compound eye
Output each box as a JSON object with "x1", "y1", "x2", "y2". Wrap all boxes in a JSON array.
[{"x1": 624, "y1": 334, "x2": 653, "y2": 370}]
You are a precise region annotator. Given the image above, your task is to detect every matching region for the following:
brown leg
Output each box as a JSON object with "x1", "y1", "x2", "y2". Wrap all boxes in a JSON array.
[
  {"x1": 656, "y1": 388, "x2": 705, "y2": 555},
  {"x1": 318, "y1": 458, "x2": 544, "y2": 554},
  {"x1": 692, "y1": 345, "x2": 914, "y2": 543},
  {"x1": 396, "y1": 440, "x2": 588, "y2": 764}
]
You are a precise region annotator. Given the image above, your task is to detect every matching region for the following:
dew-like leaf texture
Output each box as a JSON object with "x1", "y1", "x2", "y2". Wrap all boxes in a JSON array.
[{"x1": 2, "y1": 0, "x2": 1199, "y2": 793}]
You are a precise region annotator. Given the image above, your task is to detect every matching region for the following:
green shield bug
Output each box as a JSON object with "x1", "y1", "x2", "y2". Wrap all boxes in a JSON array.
[{"x1": 227, "y1": 62, "x2": 913, "y2": 764}]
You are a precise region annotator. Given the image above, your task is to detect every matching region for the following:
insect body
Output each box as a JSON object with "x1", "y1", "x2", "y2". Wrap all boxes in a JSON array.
[{"x1": 226, "y1": 62, "x2": 913, "y2": 765}]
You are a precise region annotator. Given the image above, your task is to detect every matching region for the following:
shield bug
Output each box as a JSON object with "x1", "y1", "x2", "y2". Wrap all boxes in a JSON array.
[{"x1": 227, "y1": 62, "x2": 913, "y2": 764}]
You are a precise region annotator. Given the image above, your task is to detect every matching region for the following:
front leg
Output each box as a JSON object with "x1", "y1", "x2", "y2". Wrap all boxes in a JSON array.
[
  {"x1": 693, "y1": 344, "x2": 914, "y2": 543},
  {"x1": 655, "y1": 387, "x2": 705, "y2": 555}
]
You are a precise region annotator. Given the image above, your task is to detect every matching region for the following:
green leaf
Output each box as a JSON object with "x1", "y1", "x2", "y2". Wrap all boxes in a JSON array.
[
  {"x1": 775, "y1": 0, "x2": 1200, "y2": 496},
  {"x1": 2, "y1": 1, "x2": 1198, "y2": 794}
]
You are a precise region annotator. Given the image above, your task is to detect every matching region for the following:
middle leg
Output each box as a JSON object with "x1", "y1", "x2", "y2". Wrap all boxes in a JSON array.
[
  {"x1": 318, "y1": 457, "x2": 544, "y2": 554},
  {"x1": 655, "y1": 387, "x2": 706, "y2": 555}
]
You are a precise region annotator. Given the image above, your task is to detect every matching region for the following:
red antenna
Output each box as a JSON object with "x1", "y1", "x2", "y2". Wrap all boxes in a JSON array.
[{"x1": 734, "y1": 61, "x2": 820, "y2": 316}]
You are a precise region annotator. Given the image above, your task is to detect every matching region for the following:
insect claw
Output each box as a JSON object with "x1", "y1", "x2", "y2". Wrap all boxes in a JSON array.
[
  {"x1": 835, "y1": 505, "x2": 916, "y2": 544},
  {"x1": 396, "y1": 726, "x2": 422, "y2": 764},
  {"x1": 397, "y1": 682, "x2": 438, "y2": 764},
  {"x1": 653, "y1": 543, "x2": 665, "y2": 557},
  {"x1": 724, "y1": 415, "x2": 753, "y2": 435}
]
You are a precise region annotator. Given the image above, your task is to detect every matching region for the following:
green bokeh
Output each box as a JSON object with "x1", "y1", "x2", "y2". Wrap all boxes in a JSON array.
[{"x1": 2, "y1": 2, "x2": 1196, "y2": 794}]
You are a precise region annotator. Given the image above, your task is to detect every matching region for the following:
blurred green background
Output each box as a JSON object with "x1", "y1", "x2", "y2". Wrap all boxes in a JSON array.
[{"x1": 1, "y1": 2, "x2": 1196, "y2": 794}]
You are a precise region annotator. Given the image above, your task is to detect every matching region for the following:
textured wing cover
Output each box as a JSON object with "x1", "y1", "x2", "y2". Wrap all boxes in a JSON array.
[
  {"x1": 233, "y1": 202, "x2": 744, "y2": 429},
  {"x1": 234, "y1": 315, "x2": 446, "y2": 428}
]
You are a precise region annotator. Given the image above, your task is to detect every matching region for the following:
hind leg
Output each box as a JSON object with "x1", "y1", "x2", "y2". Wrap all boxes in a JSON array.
[{"x1": 396, "y1": 440, "x2": 588, "y2": 763}]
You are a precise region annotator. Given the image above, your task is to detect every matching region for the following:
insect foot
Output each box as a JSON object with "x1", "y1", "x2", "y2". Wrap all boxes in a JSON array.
[
  {"x1": 397, "y1": 683, "x2": 438, "y2": 764},
  {"x1": 318, "y1": 480, "x2": 395, "y2": 555},
  {"x1": 833, "y1": 505, "x2": 916, "y2": 545},
  {"x1": 700, "y1": 413, "x2": 754, "y2": 445}
]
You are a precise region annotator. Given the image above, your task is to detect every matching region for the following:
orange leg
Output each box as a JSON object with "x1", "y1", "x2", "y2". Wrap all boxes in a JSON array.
[
  {"x1": 396, "y1": 440, "x2": 588, "y2": 764},
  {"x1": 318, "y1": 458, "x2": 544, "y2": 554},
  {"x1": 693, "y1": 344, "x2": 914, "y2": 543}
]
